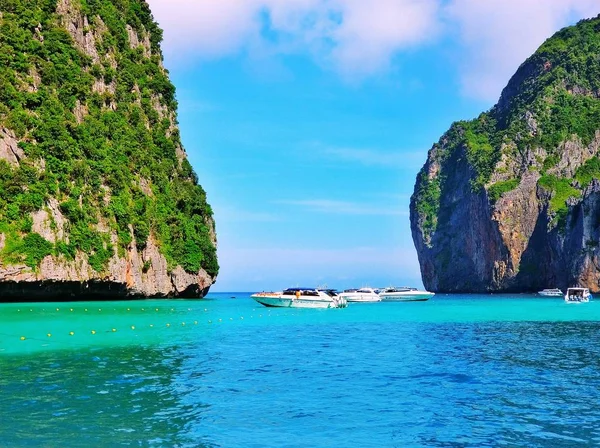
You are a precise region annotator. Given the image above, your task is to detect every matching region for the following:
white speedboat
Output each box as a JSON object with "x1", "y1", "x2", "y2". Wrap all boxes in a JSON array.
[
  {"x1": 251, "y1": 288, "x2": 348, "y2": 309},
  {"x1": 538, "y1": 288, "x2": 563, "y2": 297},
  {"x1": 338, "y1": 288, "x2": 381, "y2": 303},
  {"x1": 379, "y1": 286, "x2": 434, "y2": 302},
  {"x1": 564, "y1": 287, "x2": 591, "y2": 303}
]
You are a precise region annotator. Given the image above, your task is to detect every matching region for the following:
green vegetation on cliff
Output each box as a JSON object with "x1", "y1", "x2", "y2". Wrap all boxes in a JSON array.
[
  {"x1": 413, "y1": 15, "x2": 600, "y2": 235},
  {"x1": 0, "y1": 0, "x2": 218, "y2": 277},
  {"x1": 413, "y1": 171, "x2": 440, "y2": 245},
  {"x1": 537, "y1": 175, "x2": 581, "y2": 227},
  {"x1": 575, "y1": 156, "x2": 600, "y2": 188},
  {"x1": 487, "y1": 179, "x2": 520, "y2": 203}
]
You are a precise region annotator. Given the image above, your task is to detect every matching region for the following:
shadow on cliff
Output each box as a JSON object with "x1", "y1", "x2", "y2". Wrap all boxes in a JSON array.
[
  {"x1": 512, "y1": 207, "x2": 567, "y2": 291},
  {"x1": 0, "y1": 281, "x2": 211, "y2": 302}
]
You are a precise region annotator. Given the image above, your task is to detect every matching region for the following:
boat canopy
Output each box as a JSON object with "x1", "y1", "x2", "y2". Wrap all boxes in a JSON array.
[
  {"x1": 318, "y1": 289, "x2": 339, "y2": 296},
  {"x1": 567, "y1": 288, "x2": 588, "y2": 293},
  {"x1": 282, "y1": 288, "x2": 320, "y2": 296}
]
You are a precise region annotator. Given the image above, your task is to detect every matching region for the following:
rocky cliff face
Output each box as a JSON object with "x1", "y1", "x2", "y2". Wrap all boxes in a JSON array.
[
  {"x1": 411, "y1": 16, "x2": 600, "y2": 293},
  {"x1": 0, "y1": 0, "x2": 218, "y2": 300}
]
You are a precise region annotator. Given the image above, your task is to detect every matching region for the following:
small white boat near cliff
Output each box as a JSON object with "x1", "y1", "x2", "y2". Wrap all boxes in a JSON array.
[
  {"x1": 252, "y1": 288, "x2": 348, "y2": 309},
  {"x1": 564, "y1": 287, "x2": 591, "y2": 303},
  {"x1": 379, "y1": 287, "x2": 434, "y2": 302},
  {"x1": 538, "y1": 288, "x2": 563, "y2": 297},
  {"x1": 338, "y1": 288, "x2": 381, "y2": 303}
]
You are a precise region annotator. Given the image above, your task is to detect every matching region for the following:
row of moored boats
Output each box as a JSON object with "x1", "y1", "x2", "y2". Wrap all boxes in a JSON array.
[
  {"x1": 251, "y1": 287, "x2": 434, "y2": 309},
  {"x1": 538, "y1": 287, "x2": 593, "y2": 303}
]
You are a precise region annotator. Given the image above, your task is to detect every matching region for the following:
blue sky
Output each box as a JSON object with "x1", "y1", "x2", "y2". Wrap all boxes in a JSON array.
[{"x1": 146, "y1": 0, "x2": 598, "y2": 292}]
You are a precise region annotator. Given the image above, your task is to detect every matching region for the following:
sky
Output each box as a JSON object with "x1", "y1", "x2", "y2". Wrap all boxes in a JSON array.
[{"x1": 145, "y1": 0, "x2": 599, "y2": 292}]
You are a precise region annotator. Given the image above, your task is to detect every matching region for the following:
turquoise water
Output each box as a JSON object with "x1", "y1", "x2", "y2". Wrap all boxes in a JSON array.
[{"x1": 2, "y1": 293, "x2": 600, "y2": 447}]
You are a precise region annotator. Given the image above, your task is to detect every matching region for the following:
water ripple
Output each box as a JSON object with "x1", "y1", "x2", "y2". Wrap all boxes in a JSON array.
[{"x1": 2, "y1": 298, "x2": 600, "y2": 446}]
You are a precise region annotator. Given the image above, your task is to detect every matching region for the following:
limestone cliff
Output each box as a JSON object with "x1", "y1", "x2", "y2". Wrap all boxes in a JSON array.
[
  {"x1": 411, "y1": 16, "x2": 600, "y2": 293},
  {"x1": 0, "y1": 0, "x2": 218, "y2": 300}
]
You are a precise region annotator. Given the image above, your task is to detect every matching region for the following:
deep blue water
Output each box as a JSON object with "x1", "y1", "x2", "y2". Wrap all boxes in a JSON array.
[{"x1": 1, "y1": 293, "x2": 600, "y2": 447}]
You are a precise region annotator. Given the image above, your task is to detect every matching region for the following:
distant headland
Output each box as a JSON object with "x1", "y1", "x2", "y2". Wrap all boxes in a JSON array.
[
  {"x1": 0, "y1": 0, "x2": 218, "y2": 300},
  {"x1": 411, "y1": 15, "x2": 600, "y2": 293}
]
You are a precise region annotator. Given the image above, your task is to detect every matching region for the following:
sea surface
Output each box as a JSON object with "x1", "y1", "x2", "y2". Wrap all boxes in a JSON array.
[{"x1": 1, "y1": 293, "x2": 600, "y2": 447}]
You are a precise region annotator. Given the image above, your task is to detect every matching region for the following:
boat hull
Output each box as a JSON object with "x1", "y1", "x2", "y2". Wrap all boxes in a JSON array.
[
  {"x1": 251, "y1": 294, "x2": 345, "y2": 308},
  {"x1": 564, "y1": 288, "x2": 591, "y2": 304},
  {"x1": 379, "y1": 292, "x2": 434, "y2": 302},
  {"x1": 252, "y1": 296, "x2": 293, "y2": 308},
  {"x1": 538, "y1": 289, "x2": 563, "y2": 297},
  {"x1": 339, "y1": 294, "x2": 381, "y2": 303},
  {"x1": 339, "y1": 288, "x2": 381, "y2": 303},
  {"x1": 289, "y1": 299, "x2": 338, "y2": 308},
  {"x1": 345, "y1": 297, "x2": 381, "y2": 303}
]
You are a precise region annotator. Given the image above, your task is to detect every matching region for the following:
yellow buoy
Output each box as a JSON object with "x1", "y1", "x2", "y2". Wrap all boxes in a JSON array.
[
  {"x1": 69, "y1": 331, "x2": 74, "y2": 336},
  {"x1": 70, "y1": 308, "x2": 73, "y2": 312},
  {"x1": 166, "y1": 323, "x2": 171, "y2": 327},
  {"x1": 91, "y1": 330, "x2": 96, "y2": 335},
  {"x1": 112, "y1": 328, "x2": 117, "y2": 332},
  {"x1": 47, "y1": 333, "x2": 52, "y2": 337},
  {"x1": 181, "y1": 322, "x2": 186, "y2": 326},
  {"x1": 149, "y1": 324, "x2": 154, "y2": 328},
  {"x1": 20, "y1": 336, "x2": 26, "y2": 341},
  {"x1": 131, "y1": 325, "x2": 135, "y2": 330}
]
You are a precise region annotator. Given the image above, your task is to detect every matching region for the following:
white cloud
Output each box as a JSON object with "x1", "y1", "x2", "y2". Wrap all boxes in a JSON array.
[
  {"x1": 322, "y1": 146, "x2": 427, "y2": 168},
  {"x1": 216, "y1": 205, "x2": 282, "y2": 223},
  {"x1": 147, "y1": 0, "x2": 263, "y2": 58},
  {"x1": 328, "y1": 0, "x2": 440, "y2": 78},
  {"x1": 446, "y1": 0, "x2": 600, "y2": 101},
  {"x1": 147, "y1": 0, "x2": 440, "y2": 78},
  {"x1": 146, "y1": 0, "x2": 599, "y2": 99},
  {"x1": 276, "y1": 199, "x2": 408, "y2": 216}
]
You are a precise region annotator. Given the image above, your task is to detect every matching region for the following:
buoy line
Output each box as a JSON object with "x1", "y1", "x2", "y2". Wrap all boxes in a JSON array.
[
  {"x1": 0, "y1": 331, "x2": 78, "y2": 348},
  {"x1": 0, "y1": 312, "x2": 255, "y2": 348}
]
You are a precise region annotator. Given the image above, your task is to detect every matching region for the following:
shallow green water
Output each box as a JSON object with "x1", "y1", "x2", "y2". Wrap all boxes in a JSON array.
[
  {"x1": 2, "y1": 294, "x2": 599, "y2": 355},
  {"x1": 1, "y1": 293, "x2": 600, "y2": 446}
]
